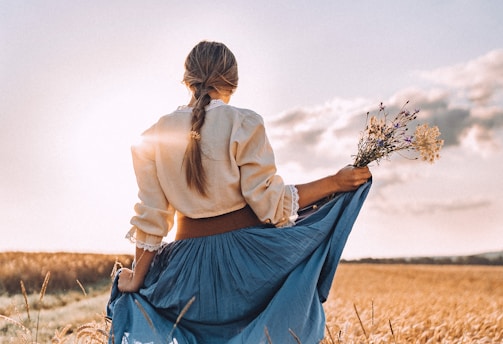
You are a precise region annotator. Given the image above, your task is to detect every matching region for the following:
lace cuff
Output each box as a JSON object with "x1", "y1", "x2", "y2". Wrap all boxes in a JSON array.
[
  {"x1": 126, "y1": 227, "x2": 163, "y2": 251},
  {"x1": 277, "y1": 185, "x2": 299, "y2": 227}
]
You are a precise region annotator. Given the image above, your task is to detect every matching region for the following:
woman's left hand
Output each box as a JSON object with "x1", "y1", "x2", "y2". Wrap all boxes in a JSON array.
[{"x1": 117, "y1": 268, "x2": 142, "y2": 293}]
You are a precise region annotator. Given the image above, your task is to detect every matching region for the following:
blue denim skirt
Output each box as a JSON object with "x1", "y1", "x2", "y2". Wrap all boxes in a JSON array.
[{"x1": 107, "y1": 181, "x2": 371, "y2": 344}]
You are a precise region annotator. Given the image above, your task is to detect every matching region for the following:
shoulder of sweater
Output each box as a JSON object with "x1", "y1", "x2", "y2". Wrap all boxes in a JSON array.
[{"x1": 221, "y1": 104, "x2": 264, "y2": 124}]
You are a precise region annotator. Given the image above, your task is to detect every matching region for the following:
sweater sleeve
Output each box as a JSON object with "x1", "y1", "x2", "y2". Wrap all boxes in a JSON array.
[
  {"x1": 126, "y1": 125, "x2": 175, "y2": 251},
  {"x1": 235, "y1": 113, "x2": 299, "y2": 227}
]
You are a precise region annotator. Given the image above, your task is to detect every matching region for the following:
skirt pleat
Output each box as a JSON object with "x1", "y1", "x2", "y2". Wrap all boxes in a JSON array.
[{"x1": 107, "y1": 181, "x2": 371, "y2": 343}]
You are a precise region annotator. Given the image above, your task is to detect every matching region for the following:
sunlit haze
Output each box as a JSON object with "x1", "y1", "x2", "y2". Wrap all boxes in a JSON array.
[{"x1": 2, "y1": 1, "x2": 503, "y2": 259}]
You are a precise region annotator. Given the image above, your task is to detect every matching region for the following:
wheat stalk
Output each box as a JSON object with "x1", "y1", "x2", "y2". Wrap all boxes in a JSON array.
[
  {"x1": 168, "y1": 296, "x2": 196, "y2": 340},
  {"x1": 20, "y1": 280, "x2": 31, "y2": 322},
  {"x1": 325, "y1": 324, "x2": 335, "y2": 344},
  {"x1": 389, "y1": 319, "x2": 397, "y2": 344},
  {"x1": 110, "y1": 258, "x2": 123, "y2": 279},
  {"x1": 353, "y1": 303, "x2": 370, "y2": 344},
  {"x1": 264, "y1": 326, "x2": 273, "y2": 344},
  {"x1": 76, "y1": 279, "x2": 87, "y2": 297},
  {"x1": 77, "y1": 321, "x2": 109, "y2": 342},
  {"x1": 134, "y1": 299, "x2": 155, "y2": 330},
  {"x1": 39, "y1": 271, "x2": 51, "y2": 302},
  {"x1": 36, "y1": 271, "x2": 51, "y2": 343},
  {"x1": 371, "y1": 299, "x2": 374, "y2": 327},
  {"x1": 52, "y1": 324, "x2": 72, "y2": 343},
  {"x1": 288, "y1": 328, "x2": 302, "y2": 343},
  {"x1": 175, "y1": 296, "x2": 195, "y2": 326},
  {"x1": 0, "y1": 314, "x2": 31, "y2": 335}
]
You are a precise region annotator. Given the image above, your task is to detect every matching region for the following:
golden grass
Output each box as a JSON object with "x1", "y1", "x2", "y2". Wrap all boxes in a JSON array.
[
  {"x1": 0, "y1": 252, "x2": 133, "y2": 295},
  {"x1": 322, "y1": 264, "x2": 503, "y2": 343},
  {"x1": 1, "y1": 258, "x2": 502, "y2": 343},
  {"x1": 0, "y1": 252, "x2": 130, "y2": 344}
]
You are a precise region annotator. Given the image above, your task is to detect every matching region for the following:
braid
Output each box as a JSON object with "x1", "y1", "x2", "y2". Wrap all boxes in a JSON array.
[
  {"x1": 184, "y1": 88, "x2": 211, "y2": 196},
  {"x1": 182, "y1": 41, "x2": 238, "y2": 196}
]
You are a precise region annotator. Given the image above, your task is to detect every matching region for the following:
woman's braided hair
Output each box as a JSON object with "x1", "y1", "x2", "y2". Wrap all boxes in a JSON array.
[{"x1": 183, "y1": 41, "x2": 238, "y2": 196}]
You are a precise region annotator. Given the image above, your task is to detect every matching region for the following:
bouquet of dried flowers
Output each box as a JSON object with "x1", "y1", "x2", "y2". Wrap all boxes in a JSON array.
[{"x1": 353, "y1": 101, "x2": 444, "y2": 167}]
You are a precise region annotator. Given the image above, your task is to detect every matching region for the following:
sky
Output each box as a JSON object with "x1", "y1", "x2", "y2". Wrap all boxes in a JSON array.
[{"x1": 1, "y1": 0, "x2": 502, "y2": 259}]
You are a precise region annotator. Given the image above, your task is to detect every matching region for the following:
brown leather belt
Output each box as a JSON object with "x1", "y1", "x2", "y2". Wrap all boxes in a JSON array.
[{"x1": 175, "y1": 205, "x2": 263, "y2": 240}]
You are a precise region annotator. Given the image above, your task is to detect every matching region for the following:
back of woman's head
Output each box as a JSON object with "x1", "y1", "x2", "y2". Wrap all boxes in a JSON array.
[
  {"x1": 184, "y1": 41, "x2": 238, "y2": 100},
  {"x1": 183, "y1": 41, "x2": 238, "y2": 196}
]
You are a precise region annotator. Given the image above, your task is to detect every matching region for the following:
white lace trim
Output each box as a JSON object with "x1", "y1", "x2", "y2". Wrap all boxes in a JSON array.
[
  {"x1": 288, "y1": 185, "x2": 300, "y2": 225},
  {"x1": 290, "y1": 184, "x2": 300, "y2": 215},
  {"x1": 135, "y1": 241, "x2": 162, "y2": 252},
  {"x1": 125, "y1": 229, "x2": 162, "y2": 252},
  {"x1": 276, "y1": 185, "x2": 299, "y2": 227}
]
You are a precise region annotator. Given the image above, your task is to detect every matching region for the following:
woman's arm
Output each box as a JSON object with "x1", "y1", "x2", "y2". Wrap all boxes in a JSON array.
[
  {"x1": 236, "y1": 112, "x2": 371, "y2": 225},
  {"x1": 117, "y1": 125, "x2": 173, "y2": 293},
  {"x1": 117, "y1": 247, "x2": 157, "y2": 293},
  {"x1": 295, "y1": 165, "x2": 371, "y2": 209}
]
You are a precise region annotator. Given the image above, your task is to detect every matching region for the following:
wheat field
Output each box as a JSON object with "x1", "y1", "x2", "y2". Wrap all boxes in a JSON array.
[
  {"x1": 1, "y1": 252, "x2": 502, "y2": 343},
  {"x1": 322, "y1": 264, "x2": 503, "y2": 343}
]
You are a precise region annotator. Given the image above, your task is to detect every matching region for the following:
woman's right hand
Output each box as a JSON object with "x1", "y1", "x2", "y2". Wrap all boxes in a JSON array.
[{"x1": 332, "y1": 165, "x2": 371, "y2": 193}]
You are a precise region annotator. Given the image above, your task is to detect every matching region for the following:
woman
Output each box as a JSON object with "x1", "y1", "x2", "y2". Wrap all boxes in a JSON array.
[{"x1": 107, "y1": 41, "x2": 372, "y2": 343}]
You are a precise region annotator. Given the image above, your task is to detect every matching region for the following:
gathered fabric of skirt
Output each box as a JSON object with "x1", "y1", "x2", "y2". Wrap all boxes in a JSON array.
[{"x1": 107, "y1": 181, "x2": 371, "y2": 344}]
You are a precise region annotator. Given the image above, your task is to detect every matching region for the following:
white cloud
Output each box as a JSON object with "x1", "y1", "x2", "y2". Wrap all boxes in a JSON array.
[
  {"x1": 267, "y1": 95, "x2": 482, "y2": 176},
  {"x1": 416, "y1": 49, "x2": 503, "y2": 105},
  {"x1": 267, "y1": 50, "x2": 503, "y2": 175},
  {"x1": 265, "y1": 97, "x2": 372, "y2": 170},
  {"x1": 460, "y1": 125, "x2": 501, "y2": 156}
]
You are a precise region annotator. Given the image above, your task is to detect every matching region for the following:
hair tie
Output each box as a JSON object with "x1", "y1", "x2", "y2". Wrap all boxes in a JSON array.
[{"x1": 189, "y1": 130, "x2": 201, "y2": 141}]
